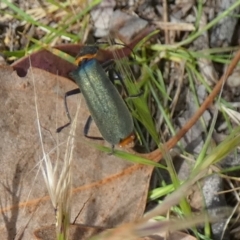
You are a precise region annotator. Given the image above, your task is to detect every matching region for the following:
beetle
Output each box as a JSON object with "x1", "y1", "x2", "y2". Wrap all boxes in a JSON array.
[{"x1": 57, "y1": 45, "x2": 135, "y2": 152}]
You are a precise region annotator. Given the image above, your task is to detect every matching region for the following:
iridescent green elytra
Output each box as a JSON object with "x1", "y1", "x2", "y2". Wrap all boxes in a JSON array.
[{"x1": 65, "y1": 46, "x2": 134, "y2": 148}]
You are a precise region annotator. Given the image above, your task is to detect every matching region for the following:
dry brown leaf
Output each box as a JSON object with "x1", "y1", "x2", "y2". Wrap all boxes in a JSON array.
[
  {"x1": 34, "y1": 225, "x2": 197, "y2": 240},
  {"x1": 142, "y1": 231, "x2": 197, "y2": 240},
  {"x1": 34, "y1": 224, "x2": 105, "y2": 240},
  {"x1": 0, "y1": 66, "x2": 153, "y2": 239}
]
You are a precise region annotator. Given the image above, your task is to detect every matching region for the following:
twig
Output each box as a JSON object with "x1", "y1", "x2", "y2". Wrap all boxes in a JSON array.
[{"x1": 139, "y1": 50, "x2": 240, "y2": 161}]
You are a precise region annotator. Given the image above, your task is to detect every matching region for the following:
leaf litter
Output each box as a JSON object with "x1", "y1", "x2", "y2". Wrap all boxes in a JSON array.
[{"x1": 0, "y1": 66, "x2": 152, "y2": 239}]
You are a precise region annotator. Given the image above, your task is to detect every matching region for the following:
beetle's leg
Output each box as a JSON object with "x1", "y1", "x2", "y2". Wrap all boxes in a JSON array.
[
  {"x1": 102, "y1": 60, "x2": 143, "y2": 98},
  {"x1": 83, "y1": 116, "x2": 104, "y2": 140},
  {"x1": 108, "y1": 145, "x2": 115, "y2": 155},
  {"x1": 108, "y1": 68, "x2": 143, "y2": 99},
  {"x1": 100, "y1": 60, "x2": 131, "y2": 97},
  {"x1": 56, "y1": 88, "x2": 80, "y2": 133},
  {"x1": 101, "y1": 59, "x2": 114, "y2": 70},
  {"x1": 103, "y1": 61, "x2": 130, "y2": 97},
  {"x1": 84, "y1": 116, "x2": 115, "y2": 153}
]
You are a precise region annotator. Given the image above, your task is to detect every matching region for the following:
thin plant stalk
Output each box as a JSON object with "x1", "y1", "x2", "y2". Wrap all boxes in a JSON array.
[{"x1": 31, "y1": 63, "x2": 81, "y2": 239}]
